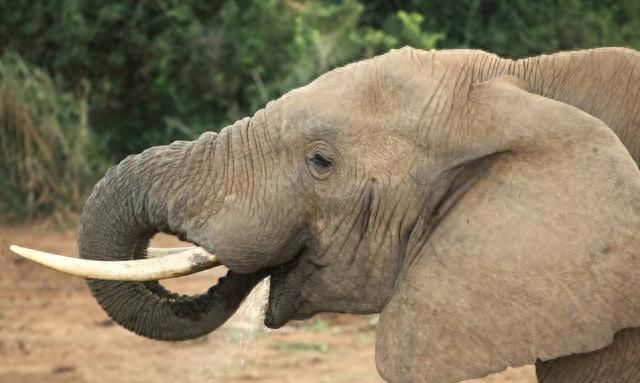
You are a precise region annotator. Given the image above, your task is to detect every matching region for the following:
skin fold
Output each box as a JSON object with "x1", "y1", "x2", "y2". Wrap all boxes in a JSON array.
[
  {"x1": 536, "y1": 327, "x2": 640, "y2": 383},
  {"x1": 78, "y1": 47, "x2": 640, "y2": 382}
]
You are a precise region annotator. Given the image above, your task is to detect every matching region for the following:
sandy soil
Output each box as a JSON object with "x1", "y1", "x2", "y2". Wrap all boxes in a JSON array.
[{"x1": 0, "y1": 224, "x2": 537, "y2": 382}]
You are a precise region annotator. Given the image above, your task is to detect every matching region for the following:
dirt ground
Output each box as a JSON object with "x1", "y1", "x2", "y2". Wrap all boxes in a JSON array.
[{"x1": 0, "y1": 224, "x2": 537, "y2": 383}]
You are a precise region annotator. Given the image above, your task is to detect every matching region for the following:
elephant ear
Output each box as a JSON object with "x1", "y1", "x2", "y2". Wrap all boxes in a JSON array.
[{"x1": 375, "y1": 76, "x2": 640, "y2": 383}]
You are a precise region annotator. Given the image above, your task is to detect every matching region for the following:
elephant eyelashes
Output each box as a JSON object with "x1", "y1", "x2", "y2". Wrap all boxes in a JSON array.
[
  {"x1": 309, "y1": 153, "x2": 332, "y2": 168},
  {"x1": 307, "y1": 152, "x2": 334, "y2": 179}
]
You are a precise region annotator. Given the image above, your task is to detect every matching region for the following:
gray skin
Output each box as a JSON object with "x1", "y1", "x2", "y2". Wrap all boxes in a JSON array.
[{"x1": 79, "y1": 47, "x2": 640, "y2": 383}]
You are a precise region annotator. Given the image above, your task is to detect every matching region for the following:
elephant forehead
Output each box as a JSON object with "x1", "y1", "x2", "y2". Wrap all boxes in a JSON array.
[{"x1": 279, "y1": 49, "x2": 471, "y2": 137}]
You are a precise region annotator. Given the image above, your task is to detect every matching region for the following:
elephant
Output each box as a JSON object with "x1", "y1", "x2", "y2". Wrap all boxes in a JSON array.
[{"x1": 10, "y1": 46, "x2": 640, "y2": 383}]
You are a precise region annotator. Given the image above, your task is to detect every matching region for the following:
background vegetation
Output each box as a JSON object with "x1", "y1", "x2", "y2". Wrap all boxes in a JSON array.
[{"x1": 1, "y1": 0, "x2": 639, "y2": 221}]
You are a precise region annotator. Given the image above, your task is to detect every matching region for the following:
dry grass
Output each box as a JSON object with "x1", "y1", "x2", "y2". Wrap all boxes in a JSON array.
[{"x1": 0, "y1": 52, "x2": 91, "y2": 223}]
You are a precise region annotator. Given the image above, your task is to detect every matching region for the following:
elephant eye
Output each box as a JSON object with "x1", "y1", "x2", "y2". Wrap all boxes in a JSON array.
[{"x1": 309, "y1": 153, "x2": 332, "y2": 168}]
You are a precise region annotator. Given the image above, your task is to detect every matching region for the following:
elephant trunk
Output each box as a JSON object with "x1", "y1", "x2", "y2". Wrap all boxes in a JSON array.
[{"x1": 79, "y1": 131, "x2": 265, "y2": 341}]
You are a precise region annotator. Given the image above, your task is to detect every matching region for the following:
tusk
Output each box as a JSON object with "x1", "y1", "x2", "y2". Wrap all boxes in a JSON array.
[
  {"x1": 147, "y1": 246, "x2": 198, "y2": 258},
  {"x1": 8, "y1": 245, "x2": 222, "y2": 281}
]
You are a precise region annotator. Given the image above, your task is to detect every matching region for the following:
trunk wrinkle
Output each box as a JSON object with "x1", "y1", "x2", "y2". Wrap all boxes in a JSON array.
[{"x1": 80, "y1": 131, "x2": 264, "y2": 341}]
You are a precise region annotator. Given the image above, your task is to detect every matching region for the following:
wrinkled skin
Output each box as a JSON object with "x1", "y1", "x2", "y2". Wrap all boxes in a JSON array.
[{"x1": 80, "y1": 47, "x2": 640, "y2": 383}]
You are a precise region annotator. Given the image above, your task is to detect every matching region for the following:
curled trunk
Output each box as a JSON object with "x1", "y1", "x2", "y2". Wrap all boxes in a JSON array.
[{"x1": 79, "y1": 132, "x2": 264, "y2": 341}]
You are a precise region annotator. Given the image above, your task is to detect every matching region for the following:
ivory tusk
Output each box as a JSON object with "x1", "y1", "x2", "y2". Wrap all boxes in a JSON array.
[
  {"x1": 147, "y1": 246, "x2": 198, "y2": 258},
  {"x1": 8, "y1": 245, "x2": 222, "y2": 281}
]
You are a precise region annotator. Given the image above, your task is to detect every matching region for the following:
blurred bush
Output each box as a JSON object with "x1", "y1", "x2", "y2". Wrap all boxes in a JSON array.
[
  {"x1": 365, "y1": 0, "x2": 640, "y2": 57},
  {"x1": 0, "y1": 52, "x2": 105, "y2": 222},
  {"x1": 0, "y1": 0, "x2": 440, "y2": 161}
]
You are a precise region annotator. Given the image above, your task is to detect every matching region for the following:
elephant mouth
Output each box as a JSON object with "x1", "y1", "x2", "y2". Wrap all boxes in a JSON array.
[
  {"x1": 264, "y1": 247, "x2": 314, "y2": 329},
  {"x1": 264, "y1": 258, "x2": 300, "y2": 328}
]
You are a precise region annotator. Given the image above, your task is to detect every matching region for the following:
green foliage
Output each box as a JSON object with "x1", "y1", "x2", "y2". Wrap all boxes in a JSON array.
[
  {"x1": 0, "y1": 0, "x2": 440, "y2": 161},
  {"x1": 0, "y1": 52, "x2": 105, "y2": 222},
  {"x1": 373, "y1": 0, "x2": 640, "y2": 57}
]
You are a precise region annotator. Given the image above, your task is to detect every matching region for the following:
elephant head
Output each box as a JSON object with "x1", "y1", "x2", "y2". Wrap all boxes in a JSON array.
[{"x1": 12, "y1": 47, "x2": 640, "y2": 382}]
